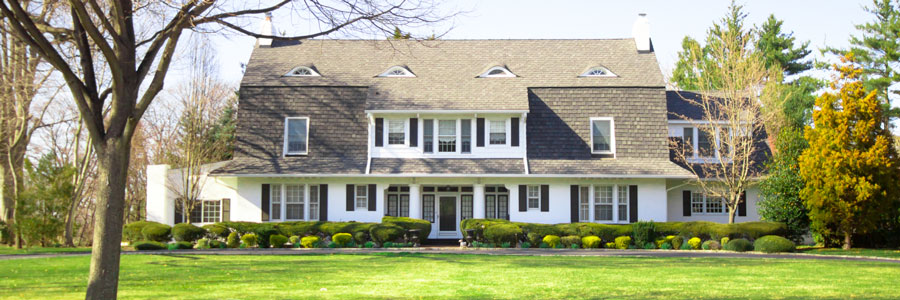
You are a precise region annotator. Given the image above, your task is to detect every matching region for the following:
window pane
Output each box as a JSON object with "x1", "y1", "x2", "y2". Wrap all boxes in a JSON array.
[
  {"x1": 594, "y1": 185, "x2": 613, "y2": 221},
  {"x1": 691, "y1": 192, "x2": 705, "y2": 213},
  {"x1": 400, "y1": 195, "x2": 410, "y2": 217},
  {"x1": 271, "y1": 185, "x2": 282, "y2": 220},
  {"x1": 204, "y1": 201, "x2": 220, "y2": 223},
  {"x1": 683, "y1": 127, "x2": 694, "y2": 157},
  {"x1": 287, "y1": 119, "x2": 308, "y2": 153},
  {"x1": 486, "y1": 195, "x2": 496, "y2": 219},
  {"x1": 698, "y1": 129, "x2": 714, "y2": 157},
  {"x1": 387, "y1": 194, "x2": 398, "y2": 217},
  {"x1": 592, "y1": 120, "x2": 611, "y2": 152},
  {"x1": 490, "y1": 120, "x2": 506, "y2": 145},
  {"x1": 423, "y1": 195, "x2": 435, "y2": 222},
  {"x1": 527, "y1": 185, "x2": 540, "y2": 209},
  {"x1": 579, "y1": 186, "x2": 590, "y2": 222},
  {"x1": 498, "y1": 195, "x2": 509, "y2": 220},
  {"x1": 190, "y1": 201, "x2": 202, "y2": 223},
  {"x1": 461, "y1": 195, "x2": 473, "y2": 220},
  {"x1": 388, "y1": 119, "x2": 405, "y2": 145},
  {"x1": 438, "y1": 120, "x2": 456, "y2": 152},
  {"x1": 309, "y1": 185, "x2": 319, "y2": 220},
  {"x1": 707, "y1": 197, "x2": 723, "y2": 213},
  {"x1": 617, "y1": 185, "x2": 628, "y2": 222},
  {"x1": 356, "y1": 186, "x2": 368, "y2": 209},
  {"x1": 286, "y1": 184, "x2": 304, "y2": 220},
  {"x1": 423, "y1": 119, "x2": 434, "y2": 153},
  {"x1": 461, "y1": 119, "x2": 471, "y2": 153}
]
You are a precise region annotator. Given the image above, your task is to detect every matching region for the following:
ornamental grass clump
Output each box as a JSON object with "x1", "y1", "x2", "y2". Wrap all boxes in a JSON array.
[
  {"x1": 301, "y1": 236, "x2": 320, "y2": 248},
  {"x1": 614, "y1": 236, "x2": 631, "y2": 249},
  {"x1": 753, "y1": 235, "x2": 795, "y2": 253},
  {"x1": 581, "y1": 236, "x2": 601, "y2": 248},
  {"x1": 688, "y1": 237, "x2": 702, "y2": 250},
  {"x1": 542, "y1": 235, "x2": 561, "y2": 248}
]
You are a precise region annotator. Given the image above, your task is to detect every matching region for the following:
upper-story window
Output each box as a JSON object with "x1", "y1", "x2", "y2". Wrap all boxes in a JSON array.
[
  {"x1": 579, "y1": 66, "x2": 616, "y2": 77},
  {"x1": 387, "y1": 119, "x2": 405, "y2": 145},
  {"x1": 590, "y1": 117, "x2": 615, "y2": 155},
  {"x1": 682, "y1": 126, "x2": 730, "y2": 160},
  {"x1": 285, "y1": 66, "x2": 320, "y2": 77},
  {"x1": 489, "y1": 119, "x2": 506, "y2": 145},
  {"x1": 379, "y1": 66, "x2": 415, "y2": 77},
  {"x1": 479, "y1": 66, "x2": 516, "y2": 78},
  {"x1": 284, "y1": 117, "x2": 309, "y2": 155},
  {"x1": 438, "y1": 120, "x2": 457, "y2": 152}
]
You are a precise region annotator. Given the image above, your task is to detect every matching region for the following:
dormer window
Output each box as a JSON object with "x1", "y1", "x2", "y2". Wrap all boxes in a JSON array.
[
  {"x1": 580, "y1": 66, "x2": 616, "y2": 77},
  {"x1": 590, "y1": 117, "x2": 615, "y2": 155},
  {"x1": 479, "y1": 66, "x2": 516, "y2": 78},
  {"x1": 379, "y1": 66, "x2": 415, "y2": 77},
  {"x1": 285, "y1": 66, "x2": 320, "y2": 77}
]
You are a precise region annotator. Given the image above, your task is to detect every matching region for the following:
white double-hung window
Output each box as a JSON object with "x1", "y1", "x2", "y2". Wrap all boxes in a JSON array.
[
  {"x1": 438, "y1": 120, "x2": 457, "y2": 152},
  {"x1": 387, "y1": 119, "x2": 405, "y2": 145},
  {"x1": 527, "y1": 185, "x2": 540, "y2": 209},
  {"x1": 356, "y1": 185, "x2": 368, "y2": 209},
  {"x1": 584, "y1": 184, "x2": 630, "y2": 223},
  {"x1": 284, "y1": 117, "x2": 309, "y2": 155},
  {"x1": 268, "y1": 184, "x2": 320, "y2": 221},
  {"x1": 489, "y1": 119, "x2": 507, "y2": 145},
  {"x1": 591, "y1": 117, "x2": 615, "y2": 155},
  {"x1": 285, "y1": 184, "x2": 305, "y2": 220}
]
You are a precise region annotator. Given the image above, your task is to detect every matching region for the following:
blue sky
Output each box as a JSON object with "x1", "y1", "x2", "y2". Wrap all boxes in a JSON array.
[{"x1": 200, "y1": 0, "x2": 873, "y2": 85}]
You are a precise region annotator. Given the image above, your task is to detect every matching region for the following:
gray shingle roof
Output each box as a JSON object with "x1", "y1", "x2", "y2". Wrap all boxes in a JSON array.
[
  {"x1": 242, "y1": 39, "x2": 666, "y2": 111},
  {"x1": 528, "y1": 159, "x2": 694, "y2": 177},
  {"x1": 210, "y1": 157, "x2": 366, "y2": 175},
  {"x1": 370, "y1": 158, "x2": 524, "y2": 174}
]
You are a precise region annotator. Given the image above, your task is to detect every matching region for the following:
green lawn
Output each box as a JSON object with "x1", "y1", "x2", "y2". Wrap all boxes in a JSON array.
[
  {"x1": 798, "y1": 247, "x2": 900, "y2": 259},
  {"x1": 0, "y1": 246, "x2": 91, "y2": 255},
  {"x1": 2, "y1": 253, "x2": 899, "y2": 299}
]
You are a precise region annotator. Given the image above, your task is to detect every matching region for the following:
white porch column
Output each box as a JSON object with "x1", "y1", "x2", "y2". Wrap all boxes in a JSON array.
[
  {"x1": 408, "y1": 184, "x2": 421, "y2": 219},
  {"x1": 473, "y1": 184, "x2": 485, "y2": 219}
]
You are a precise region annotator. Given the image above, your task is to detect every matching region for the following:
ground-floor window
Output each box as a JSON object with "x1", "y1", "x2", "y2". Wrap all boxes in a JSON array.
[
  {"x1": 188, "y1": 200, "x2": 221, "y2": 224},
  {"x1": 579, "y1": 186, "x2": 590, "y2": 222},
  {"x1": 285, "y1": 184, "x2": 305, "y2": 220},
  {"x1": 267, "y1": 183, "x2": 320, "y2": 221},
  {"x1": 423, "y1": 195, "x2": 435, "y2": 222},
  {"x1": 578, "y1": 184, "x2": 629, "y2": 223},
  {"x1": 691, "y1": 192, "x2": 725, "y2": 214},
  {"x1": 485, "y1": 185, "x2": 509, "y2": 220},
  {"x1": 461, "y1": 195, "x2": 474, "y2": 220},
  {"x1": 386, "y1": 186, "x2": 410, "y2": 217}
]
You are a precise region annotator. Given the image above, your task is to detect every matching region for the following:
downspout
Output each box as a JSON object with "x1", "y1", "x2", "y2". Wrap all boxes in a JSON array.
[
  {"x1": 365, "y1": 113, "x2": 373, "y2": 174},
  {"x1": 522, "y1": 112, "x2": 529, "y2": 175}
]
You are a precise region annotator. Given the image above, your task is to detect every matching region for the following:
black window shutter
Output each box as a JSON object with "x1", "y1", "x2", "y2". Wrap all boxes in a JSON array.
[
  {"x1": 511, "y1": 118, "x2": 520, "y2": 147},
  {"x1": 319, "y1": 184, "x2": 328, "y2": 221},
  {"x1": 368, "y1": 184, "x2": 377, "y2": 211},
  {"x1": 222, "y1": 198, "x2": 231, "y2": 222},
  {"x1": 346, "y1": 184, "x2": 355, "y2": 211},
  {"x1": 540, "y1": 185, "x2": 549, "y2": 212},
  {"x1": 261, "y1": 184, "x2": 270, "y2": 221},
  {"x1": 738, "y1": 192, "x2": 747, "y2": 217},
  {"x1": 476, "y1": 118, "x2": 485, "y2": 147},
  {"x1": 629, "y1": 185, "x2": 638, "y2": 223},
  {"x1": 409, "y1": 118, "x2": 418, "y2": 147},
  {"x1": 518, "y1": 185, "x2": 527, "y2": 212},
  {"x1": 570, "y1": 185, "x2": 579, "y2": 223},
  {"x1": 174, "y1": 200, "x2": 183, "y2": 224},
  {"x1": 375, "y1": 118, "x2": 384, "y2": 147},
  {"x1": 682, "y1": 190, "x2": 691, "y2": 217}
]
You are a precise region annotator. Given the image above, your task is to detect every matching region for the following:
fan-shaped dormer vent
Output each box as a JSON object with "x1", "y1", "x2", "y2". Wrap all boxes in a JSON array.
[
  {"x1": 378, "y1": 66, "x2": 416, "y2": 77},
  {"x1": 285, "y1": 66, "x2": 320, "y2": 77},
  {"x1": 579, "y1": 66, "x2": 616, "y2": 77},
  {"x1": 479, "y1": 66, "x2": 516, "y2": 78}
]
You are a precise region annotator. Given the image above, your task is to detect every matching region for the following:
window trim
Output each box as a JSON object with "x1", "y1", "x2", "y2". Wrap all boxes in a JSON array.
[
  {"x1": 579, "y1": 66, "x2": 617, "y2": 77},
  {"x1": 189, "y1": 199, "x2": 222, "y2": 224},
  {"x1": 284, "y1": 184, "x2": 306, "y2": 221},
  {"x1": 283, "y1": 117, "x2": 310, "y2": 156},
  {"x1": 378, "y1": 66, "x2": 416, "y2": 77},
  {"x1": 437, "y1": 119, "x2": 458, "y2": 153},
  {"x1": 386, "y1": 118, "x2": 408, "y2": 146},
  {"x1": 478, "y1": 66, "x2": 517, "y2": 78},
  {"x1": 690, "y1": 191, "x2": 727, "y2": 215},
  {"x1": 284, "y1": 66, "x2": 321, "y2": 77},
  {"x1": 355, "y1": 185, "x2": 369, "y2": 209},
  {"x1": 487, "y1": 118, "x2": 508, "y2": 146},
  {"x1": 526, "y1": 185, "x2": 541, "y2": 210},
  {"x1": 267, "y1": 183, "x2": 321, "y2": 222},
  {"x1": 590, "y1": 117, "x2": 616, "y2": 155},
  {"x1": 581, "y1": 184, "x2": 630, "y2": 224}
]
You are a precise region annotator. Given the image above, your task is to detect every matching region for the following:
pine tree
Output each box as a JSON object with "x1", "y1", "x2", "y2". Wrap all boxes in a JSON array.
[{"x1": 755, "y1": 15, "x2": 812, "y2": 76}]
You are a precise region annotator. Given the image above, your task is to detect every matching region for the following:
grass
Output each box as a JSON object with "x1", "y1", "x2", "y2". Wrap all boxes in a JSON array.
[
  {"x1": 0, "y1": 246, "x2": 90, "y2": 255},
  {"x1": 2, "y1": 253, "x2": 900, "y2": 299},
  {"x1": 798, "y1": 247, "x2": 900, "y2": 259}
]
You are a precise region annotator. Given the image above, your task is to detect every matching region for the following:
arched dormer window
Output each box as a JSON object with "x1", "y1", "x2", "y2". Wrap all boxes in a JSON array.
[
  {"x1": 580, "y1": 66, "x2": 616, "y2": 77},
  {"x1": 478, "y1": 66, "x2": 516, "y2": 78},
  {"x1": 378, "y1": 66, "x2": 415, "y2": 77},
  {"x1": 285, "y1": 66, "x2": 320, "y2": 77}
]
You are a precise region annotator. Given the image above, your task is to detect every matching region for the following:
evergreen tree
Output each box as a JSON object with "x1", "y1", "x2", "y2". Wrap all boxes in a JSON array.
[
  {"x1": 755, "y1": 15, "x2": 812, "y2": 76},
  {"x1": 758, "y1": 128, "x2": 810, "y2": 241},
  {"x1": 17, "y1": 152, "x2": 74, "y2": 246}
]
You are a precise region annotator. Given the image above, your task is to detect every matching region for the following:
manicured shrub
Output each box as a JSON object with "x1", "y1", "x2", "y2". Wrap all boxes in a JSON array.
[
  {"x1": 680, "y1": 240, "x2": 692, "y2": 250},
  {"x1": 217, "y1": 221, "x2": 262, "y2": 234},
  {"x1": 724, "y1": 238, "x2": 753, "y2": 252},
  {"x1": 519, "y1": 223, "x2": 559, "y2": 241},
  {"x1": 352, "y1": 231, "x2": 369, "y2": 244},
  {"x1": 561, "y1": 235, "x2": 582, "y2": 248},
  {"x1": 483, "y1": 224, "x2": 522, "y2": 245},
  {"x1": 196, "y1": 238, "x2": 210, "y2": 249},
  {"x1": 632, "y1": 221, "x2": 657, "y2": 247},
  {"x1": 581, "y1": 236, "x2": 601, "y2": 248},
  {"x1": 660, "y1": 242, "x2": 673, "y2": 250},
  {"x1": 520, "y1": 241, "x2": 532, "y2": 248},
  {"x1": 604, "y1": 242, "x2": 616, "y2": 249},
  {"x1": 701, "y1": 240, "x2": 721, "y2": 250},
  {"x1": 369, "y1": 224, "x2": 405, "y2": 244},
  {"x1": 732, "y1": 222, "x2": 789, "y2": 240},
  {"x1": 687, "y1": 237, "x2": 702, "y2": 250},
  {"x1": 383, "y1": 216, "x2": 431, "y2": 241},
  {"x1": 721, "y1": 237, "x2": 730, "y2": 246},
  {"x1": 364, "y1": 241, "x2": 375, "y2": 248},
  {"x1": 226, "y1": 231, "x2": 241, "y2": 248},
  {"x1": 333, "y1": 233, "x2": 353, "y2": 247},
  {"x1": 299, "y1": 236, "x2": 320, "y2": 248},
  {"x1": 210, "y1": 240, "x2": 225, "y2": 249},
  {"x1": 671, "y1": 236, "x2": 684, "y2": 250},
  {"x1": 753, "y1": 235, "x2": 795, "y2": 253},
  {"x1": 202, "y1": 223, "x2": 231, "y2": 240},
  {"x1": 241, "y1": 233, "x2": 259, "y2": 248},
  {"x1": 642, "y1": 242, "x2": 656, "y2": 249},
  {"x1": 278, "y1": 221, "x2": 324, "y2": 237},
  {"x1": 289, "y1": 235, "x2": 301, "y2": 246},
  {"x1": 141, "y1": 222, "x2": 172, "y2": 242},
  {"x1": 168, "y1": 241, "x2": 192, "y2": 250},
  {"x1": 172, "y1": 223, "x2": 206, "y2": 243},
  {"x1": 253, "y1": 223, "x2": 279, "y2": 249},
  {"x1": 526, "y1": 232, "x2": 543, "y2": 246},
  {"x1": 542, "y1": 235, "x2": 561, "y2": 248},
  {"x1": 614, "y1": 236, "x2": 631, "y2": 249},
  {"x1": 133, "y1": 241, "x2": 166, "y2": 251},
  {"x1": 539, "y1": 242, "x2": 550, "y2": 248},
  {"x1": 269, "y1": 234, "x2": 288, "y2": 248},
  {"x1": 124, "y1": 221, "x2": 155, "y2": 242}
]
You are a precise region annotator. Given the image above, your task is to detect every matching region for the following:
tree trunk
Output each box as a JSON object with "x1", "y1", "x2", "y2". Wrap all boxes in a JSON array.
[
  {"x1": 728, "y1": 206, "x2": 736, "y2": 224},
  {"x1": 64, "y1": 195, "x2": 79, "y2": 247},
  {"x1": 84, "y1": 138, "x2": 131, "y2": 300},
  {"x1": 843, "y1": 230, "x2": 852, "y2": 250},
  {"x1": 0, "y1": 164, "x2": 14, "y2": 246}
]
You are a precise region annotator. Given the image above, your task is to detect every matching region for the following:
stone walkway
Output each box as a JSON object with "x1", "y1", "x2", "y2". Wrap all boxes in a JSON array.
[{"x1": 3, "y1": 247, "x2": 900, "y2": 263}]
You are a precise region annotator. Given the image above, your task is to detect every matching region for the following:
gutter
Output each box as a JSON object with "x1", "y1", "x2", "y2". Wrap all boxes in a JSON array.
[{"x1": 209, "y1": 173, "x2": 696, "y2": 179}]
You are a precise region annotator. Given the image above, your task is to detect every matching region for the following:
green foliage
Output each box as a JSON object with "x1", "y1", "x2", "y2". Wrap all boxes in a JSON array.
[
  {"x1": 671, "y1": 236, "x2": 684, "y2": 250},
  {"x1": 632, "y1": 221, "x2": 657, "y2": 247},
  {"x1": 605, "y1": 242, "x2": 616, "y2": 249},
  {"x1": 209, "y1": 240, "x2": 224, "y2": 249},
  {"x1": 226, "y1": 232, "x2": 240, "y2": 248},
  {"x1": 642, "y1": 242, "x2": 656, "y2": 249},
  {"x1": 721, "y1": 237, "x2": 730, "y2": 246},
  {"x1": 332, "y1": 233, "x2": 353, "y2": 247},
  {"x1": 17, "y1": 152, "x2": 75, "y2": 246},
  {"x1": 369, "y1": 224, "x2": 405, "y2": 244},
  {"x1": 364, "y1": 241, "x2": 375, "y2": 248},
  {"x1": 754, "y1": 235, "x2": 796, "y2": 253},
  {"x1": 614, "y1": 236, "x2": 631, "y2": 250},
  {"x1": 289, "y1": 235, "x2": 300, "y2": 245},
  {"x1": 277, "y1": 221, "x2": 324, "y2": 237},
  {"x1": 526, "y1": 232, "x2": 543, "y2": 246},
  {"x1": 483, "y1": 224, "x2": 522, "y2": 245},
  {"x1": 542, "y1": 235, "x2": 561, "y2": 248},
  {"x1": 760, "y1": 127, "x2": 812, "y2": 242},
  {"x1": 520, "y1": 241, "x2": 532, "y2": 249},
  {"x1": 680, "y1": 240, "x2": 692, "y2": 250},
  {"x1": 701, "y1": 240, "x2": 721, "y2": 250},
  {"x1": 459, "y1": 218, "x2": 511, "y2": 241},
  {"x1": 240, "y1": 233, "x2": 258, "y2": 248},
  {"x1": 581, "y1": 236, "x2": 601, "y2": 249},
  {"x1": 300, "y1": 236, "x2": 320, "y2": 248},
  {"x1": 202, "y1": 223, "x2": 230, "y2": 240},
  {"x1": 172, "y1": 223, "x2": 206, "y2": 242},
  {"x1": 383, "y1": 216, "x2": 431, "y2": 241},
  {"x1": 390, "y1": 26, "x2": 412, "y2": 40},
  {"x1": 133, "y1": 241, "x2": 167, "y2": 250},
  {"x1": 196, "y1": 238, "x2": 210, "y2": 249},
  {"x1": 688, "y1": 237, "x2": 702, "y2": 250},
  {"x1": 124, "y1": 221, "x2": 156, "y2": 243},
  {"x1": 168, "y1": 241, "x2": 193, "y2": 250},
  {"x1": 538, "y1": 242, "x2": 549, "y2": 249},
  {"x1": 560, "y1": 235, "x2": 581, "y2": 248},
  {"x1": 724, "y1": 238, "x2": 754, "y2": 252},
  {"x1": 269, "y1": 234, "x2": 288, "y2": 248},
  {"x1": 660, "y1": 243, "x2": 673, "y2": 250},
  {"x1": 755, "y1": 14, "x2": 812, "y2": 76},
  {"x1": 252, "y1": 223, "x2": 279, "y2": 249},
  {"x1": 141, "y1": 223, "x2": 172, "y2": 242}
]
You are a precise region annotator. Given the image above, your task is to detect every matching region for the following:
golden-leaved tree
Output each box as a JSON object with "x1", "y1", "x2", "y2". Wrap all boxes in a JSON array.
[{"x1": 798, "y1": 54, "x2": 900, "y2": 249}]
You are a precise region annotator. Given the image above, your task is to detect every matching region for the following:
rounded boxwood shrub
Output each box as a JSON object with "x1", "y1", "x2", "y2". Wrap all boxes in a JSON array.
[
  {"x1": 301, "y1": 236, "x2": 321, "y2": 248},
  {"x1": 269, "y1": 234, "x2": 289, "y2": 248},
  {"x1": 124, "y1": 221, "x2": 155, "y2": 242},
  {"x1": 724, "y1": 238, "x2": 753, "y2": 252},
  {"x1": 133, "y1": 241, "x2": 166, "y2": 251},
  {"x1": 196, "y1": 238, "x2": 210, "y2": 249},
  {"x1": 687, "y1": 237, "x2": 702, "y2": 250},
  {"x1": 542, "y1": 235, "x2": 561, "y2": 248},
  {"x1": 660, "y1": 242, "x2": 673, "y2": 250},
  {"x1": 383, "y1": 216, "x2": 431, "y2": 241},
  {"x1": 526, "y1": 232, "x2": 543, "y2": 246},
  {"x1": 484, "y1": 224, "x2": 522, "y2": 245},
  {"x1": 241, "y1": 233, "x2": 259, "y2": 248},
  {"x1": 671, "y1": 236, "x2": 684, "y2": 250},
  {"x1": 210, "y1": 240, "x2": 225, "y2": 249},
  {"x1": 202, "y1": 223, "x2": 231, "y2": 240},
  {"x1": 141, "y1": 222, "x2": 172, "y2": 242},
  {"x1": 333, "y1": 233, "x2": 353, "y2": 246},
  {"x1": 753, "y1": 235, "x2": 795, "y2": 253},
  {"x1": 581, "y1": 236, "x2": 601, "y2": 248},
  {"x1": 561, "y1": 235, "x2": 581, "y2": 248},
  {"x1": 370, "y1": 224, "x2": 405, "y2": 244},
  {"x1": 172, "y1": 223, "x2": 206, "y2": 242},
  {"x1": 614, "y1": 236, "x2": 631, "y2": 249},
  {"x1": 253, "y1": 223, "x2": 279, "y2": 249},
  {"x1": 226, "y1": 231, "x2": 241, "y2": 248},
  {"x1": 168, "y1": 241, "x2": 193, "y2": 250},
  {"x1": 701, "y1": 240, "x2": 721, "y2": 250}
]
